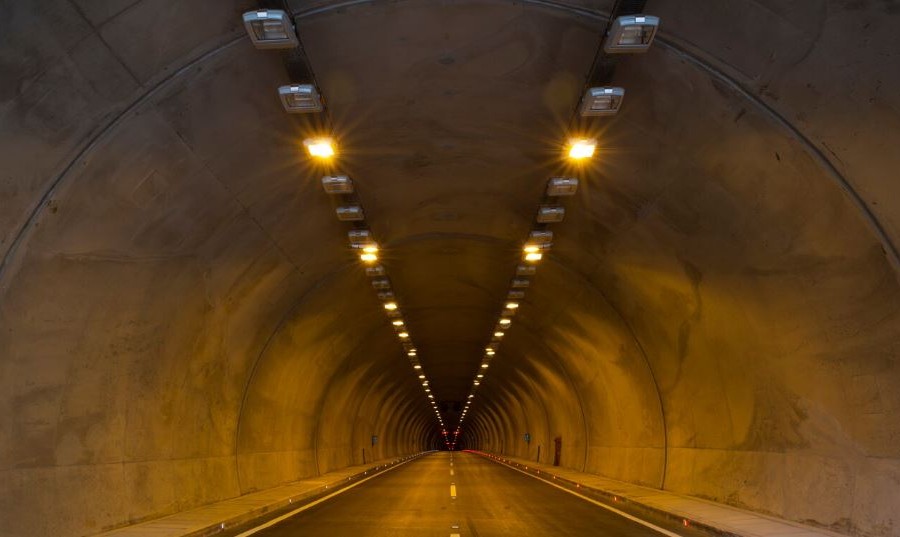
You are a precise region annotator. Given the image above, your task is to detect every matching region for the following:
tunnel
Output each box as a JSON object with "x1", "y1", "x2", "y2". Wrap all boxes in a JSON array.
[{"x1": 1, "y1": 0, "x2": 899, "y2": 536}]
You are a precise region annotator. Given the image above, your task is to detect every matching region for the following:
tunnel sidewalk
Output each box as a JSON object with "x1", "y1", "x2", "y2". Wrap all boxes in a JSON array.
[
  {"x1": 473, "y1": 451, "x2": 846, "y2": 537},
  {"x1": 96, "y1": 453, "x2": 430, "y2": 537}
]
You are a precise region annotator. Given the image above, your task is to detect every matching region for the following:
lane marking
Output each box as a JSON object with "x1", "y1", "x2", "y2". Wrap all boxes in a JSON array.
[
  {"x1": 498, "y1": 461, "x2": 683, "y2": 537},
  {"x1": 233, "y1": 455, "x2": 425, "y2": 536},
  {"x1": 450, "y1": 484, "x2": 457, "y2": 498}
]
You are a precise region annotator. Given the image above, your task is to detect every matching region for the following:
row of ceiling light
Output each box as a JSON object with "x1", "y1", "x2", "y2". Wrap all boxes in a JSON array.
[
  {"x1": 452, "y1": 11, "x2": 662, "y2": 445},
  {"x1": 241, "y1": 7, "x2": 449, "y2": 441},
  {"x1": 450, "y1": 176, "x2": 582, "y2": 443}
]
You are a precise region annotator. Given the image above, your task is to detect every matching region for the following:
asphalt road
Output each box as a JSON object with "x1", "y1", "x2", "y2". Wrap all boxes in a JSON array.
[{"x1": 230, "y1": 452, "x2": 709, "y2": 537}]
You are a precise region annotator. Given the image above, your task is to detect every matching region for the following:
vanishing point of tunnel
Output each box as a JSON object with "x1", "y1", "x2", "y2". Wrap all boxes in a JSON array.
[{"x1": 1, "y1": 1, "x2": 899, "y2": 536}]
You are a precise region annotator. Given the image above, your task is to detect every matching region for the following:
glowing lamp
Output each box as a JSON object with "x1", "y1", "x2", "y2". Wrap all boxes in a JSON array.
[
  {"x1": 567, "y1": 139, "x2": 596, "y2": 160},
  {"x1": 303, "y1": 137, "x2": 335, "y2": 158}
]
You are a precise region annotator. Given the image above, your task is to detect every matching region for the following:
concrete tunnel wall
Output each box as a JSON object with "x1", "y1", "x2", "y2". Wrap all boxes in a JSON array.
[{"x1": 1, "y1": 0, "x2": 899, "y2": 536}]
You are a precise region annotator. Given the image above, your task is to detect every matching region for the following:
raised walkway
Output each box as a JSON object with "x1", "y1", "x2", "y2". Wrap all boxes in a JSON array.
[
  {"x1": 472, "y1": 450, "x2": 847, "y2": 537},
  {"x1": 96, "y1": 452, "x2": 429, "y2": 537}
]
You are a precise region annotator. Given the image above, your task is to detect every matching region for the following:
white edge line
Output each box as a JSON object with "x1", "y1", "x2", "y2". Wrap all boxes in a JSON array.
[
  {"x1": 498, "y1": 460, "x2": 684, "y2": 537},
  {"x1": 234, "y1": 455, "x2": 424, "y2": 536}
]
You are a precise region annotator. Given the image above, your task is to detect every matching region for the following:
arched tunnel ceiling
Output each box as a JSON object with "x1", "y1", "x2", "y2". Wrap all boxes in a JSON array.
[{"x1": 1, "y1": 0, "x2": 900, "y2": 536}]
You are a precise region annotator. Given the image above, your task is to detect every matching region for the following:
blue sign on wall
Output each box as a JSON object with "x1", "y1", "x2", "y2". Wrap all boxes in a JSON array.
[
  {"x1": 371, "y1": 435, "x2": 378, "y2": 446},
  {"x1": 523, "y1": 433, "x2": 531, "y2": 444}
]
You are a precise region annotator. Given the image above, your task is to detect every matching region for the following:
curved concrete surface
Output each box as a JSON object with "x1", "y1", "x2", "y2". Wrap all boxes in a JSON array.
[{"x1": 1, "y1": 1, "x2": 898, "y2": 536}]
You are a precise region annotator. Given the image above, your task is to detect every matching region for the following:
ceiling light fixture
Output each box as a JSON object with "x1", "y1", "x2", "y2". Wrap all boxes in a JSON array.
[
  {"x1": 336, "y1": 205, "x2": 365, "y2": 221},
  {"x1": 304, "y1": 137, "x2": 335, "y2": 159},
  {"x1": 567, "y1": 139, "x2": 596, "y2": 160},
  {"x1": 580, "y1": 87, "x2": 625, "y2": 117},
  {"x1": 243, "y1": 10, "x2": 298, "y2": 49},
  {"x1": 322, "y1": 175, "x2": 354, "y2": 194},
  {"x1": 536, "y1": 205, "x2": 565, "y2": 223},
  {"x1": 278, "y1": 84, "x2": 323, "y2": 113},
  {"x1": 546, "y1": 177, "x2": 579, "y2": 196},
  {"x1": 604, "y1": 15, "x2": 660, "y2": 53}
]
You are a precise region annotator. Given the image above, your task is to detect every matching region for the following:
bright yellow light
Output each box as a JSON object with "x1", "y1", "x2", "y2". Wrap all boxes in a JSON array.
[
  {"x1": 494, "y1": 331, "x2": 504, "y2": 338},
  {"x1": 360, "y1": 252, "x2": 378, "y2": 262},
  {"x1": 499, "y1": 318, "x2": 511, "y2": 326},
  {"x1": 505, "y1": 302, "x2": 519, "y2": 309},
  {"x1": 477, "y1": 374, "x2": 484, "y2": 378},
  {"x1": 384, "y1": 302, "x2": 398, "y2": 311},
  {"x1": 392, "y1": 320, "x2": 404, "y2": 326},
  {"x1": 303, "y1": 137, "x2": 335, "y2": 158},
  {"x1": 486, "y1": 350, "x2": 495, "y2": 356},
  {"x1": 525, "y1": 252, "x2": 543, "y2": 262},
  {"x1": 418, "y1": 374, "x2": 425, "y2": 379},
  {"x1": 362, "y1": 245, "x2": 378, "y2": 254},
  {"x1": 413, "y1": 364, "x2": 421, "y2": 369},
  {"x1": 567, "y1": 138, "x2": 596, "y2": 160},
  {"x1": 398, "y1": 332, "x2": 409, "y2": 339},
  {"x1": 523, "y1": 245, "x2": 541, "y2": 254},
  {"x1": 408, "y1": 350, "x2": 417, "y2": 356},
  {"x1": 481, "y1": 363, "x2": 489, "y2": 368}
]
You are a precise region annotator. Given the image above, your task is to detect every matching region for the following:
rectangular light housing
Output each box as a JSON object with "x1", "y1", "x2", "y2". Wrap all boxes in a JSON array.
[
  {"x1": 536, "y1": 205, "x2": 565, "y2": 223},
  {"x1": 547, "y1": 177, "x2": 579, "y2": 197},
  {"x1": 242, "y1": 10, "x2": 299, "y2": 49},
  {"x1": 604, "y1": 15, "x2": 660, "y2": 53},
  {"x1": 278, "y1": 84, "x2": 323, "y2": 113},
  {"x1": 507, "y1": 290, "x2": 525, "y2": 299},
  {"x1": 322, "y1": 175, "x2": 353, "y2": 194},
  {"x1": 336, "y1": 205, "x2": 365, "y2": 221},
  {"x1": 348, "y1": 229, "x2": 374, "y2": 248},
  {"x1": 365, "y1": 265, "x2": 385, "y2": 277},
  {"x1": 377, "y1": 291, "x2": 395, "y2": 301},
  {"x1": 580, "y1": 87, "x2": 625, "y2": 117},
  {"x1": 372, "y1": 279, "x2": 391, "y2": 290},
  {"x1": 511, "y1": 278, "x2": 530, "y2": 288},
  {"x1": 528, "y1": 230, "x2": 553, "y2": 245},
  {"x1": 516, "y1": 265, "x2": 536, "y2": 276}
]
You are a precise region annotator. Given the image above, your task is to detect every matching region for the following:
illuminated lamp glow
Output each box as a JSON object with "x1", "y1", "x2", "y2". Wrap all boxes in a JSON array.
[
  {"x1": 392, "y1": 320, "x2": 404, "y2": 326},
  {"x1": 524, "y1": 252, "x2": 543, "y2": 262},
  {"x1": 398, "y1": 332, "x2": 409, "y2": 339},
  {"x1": 494, "y1": 331, "x2": 504, "y2": 338},
  {"x1": 499, "y1": 318, "x2": 511, "y2": 326},
  {"x1": 383, "y1": 302, "x2": 398, "y2": 311},
  {"x1": 303, "y1": 137, "x2": 335, "y2": 158},
  {"x1": 567, "y1": 138, "x2": 596, "y2": 160},
  {"x1": 505, "y1": 302, "x2": 519, "y2": 310},
  {"x1": 360, "y1": 252, "x2": 378, "y2": 262}
]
